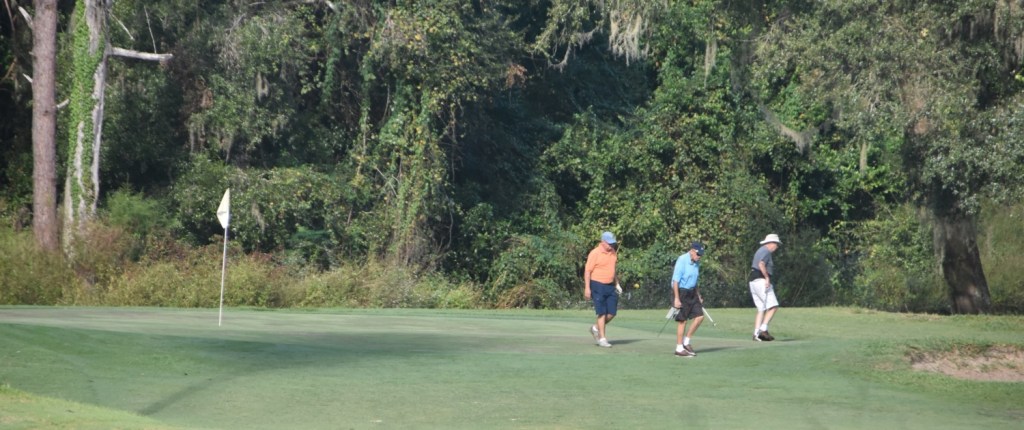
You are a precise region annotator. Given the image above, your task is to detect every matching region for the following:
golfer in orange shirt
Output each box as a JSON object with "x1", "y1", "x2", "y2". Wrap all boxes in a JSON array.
[{"x1": 585, "y1": 231, "x2": 620, "y2": 348}]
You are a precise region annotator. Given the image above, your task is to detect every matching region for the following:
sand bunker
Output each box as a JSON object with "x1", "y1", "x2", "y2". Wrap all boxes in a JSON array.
[{"x1": 909, "y1": 345, "x2": 1024, "y2": 382}]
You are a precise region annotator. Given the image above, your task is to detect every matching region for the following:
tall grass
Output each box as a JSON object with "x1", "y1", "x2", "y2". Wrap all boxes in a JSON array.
[
  {"x1": 0, "y1": 230, "x2": 77, "y2": 305},
  {"x1": 1, "y1": 199, "x2": 1021, "y2": 313},
  {"x1": 0, "y1": 224, "x2": 482, "y2": 309}
]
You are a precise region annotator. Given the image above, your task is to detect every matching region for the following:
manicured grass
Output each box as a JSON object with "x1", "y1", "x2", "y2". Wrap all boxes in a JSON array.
[
  {"x1": 1, "y1": 306, "x2": 1021, "y2": 429},
  {"x1": 0, "y1": 384, "x2": 179, "y2": 430}
]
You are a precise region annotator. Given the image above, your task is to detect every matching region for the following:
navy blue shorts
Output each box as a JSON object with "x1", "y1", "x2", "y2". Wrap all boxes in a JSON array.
[{"x1": 591, "y1": 280, "x2": 618, "y2": 316}]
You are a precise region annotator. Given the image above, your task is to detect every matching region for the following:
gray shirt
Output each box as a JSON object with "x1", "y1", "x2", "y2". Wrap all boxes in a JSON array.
[{"x1": 750, "y1": 245, "x2": 774, "y2": 276}]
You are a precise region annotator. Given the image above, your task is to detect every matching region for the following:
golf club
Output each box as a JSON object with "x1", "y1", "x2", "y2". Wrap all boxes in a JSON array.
[
  {"x1": 657, "y1": 307, "x2": 679, "y2": 337},
  {"x1": 701, "y1": 307, "x2": 716, "y2": 327}
]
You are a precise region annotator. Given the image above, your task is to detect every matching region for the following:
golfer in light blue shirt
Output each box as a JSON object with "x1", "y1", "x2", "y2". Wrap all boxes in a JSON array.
[{"x1": 671, "y1": 242, "x2": 705, "y2": 357}]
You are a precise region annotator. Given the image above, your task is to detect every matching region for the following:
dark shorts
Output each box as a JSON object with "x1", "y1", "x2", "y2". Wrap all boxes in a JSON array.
[
  {"x1": 674, "y1": 288, "x2": 703, "y2": 321},
  {"x1": 591, "y1": 280, "x2": 618, "y2": 316}
]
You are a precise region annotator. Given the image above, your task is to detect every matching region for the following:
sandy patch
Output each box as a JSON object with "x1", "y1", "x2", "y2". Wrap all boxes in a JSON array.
[{"x1": 909, "y1": 345, "x2": 1024, "y2": 382}]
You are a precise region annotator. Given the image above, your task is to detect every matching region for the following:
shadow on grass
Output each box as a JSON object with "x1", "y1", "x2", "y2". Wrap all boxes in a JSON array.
[
  {"x1": 131, "y1": 331, "x2": 469, "y2": 416},
  {"x1": 138, "y1": 373, "x2": 224, "y2": 417},
  {"x1": 693, "y1": 346, "x2": 738, "y2": 354},
  {"x1": 608, "y1": 338, "x2": 647, "y2": 345}
]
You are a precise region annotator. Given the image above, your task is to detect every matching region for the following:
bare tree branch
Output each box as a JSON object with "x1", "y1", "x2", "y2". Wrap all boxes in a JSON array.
[
  {"x1": 111, "y1": 13, "x2": 135, "y2": 41},
  {"x1": 17, "y1": 5, "x2": 31, "y2": 30},
  {"x1": 145, "y1": 6, "x2": 157, "y2": 53},
  {"x1": 3, "y1": 0, "x2": 15, "y2": 31},
  {"x1": 2, "y1": 61, "x2": 16, "y2": 82},
  {"x1": 109, "y1": 47, "x2": 173, "y2": 61}
]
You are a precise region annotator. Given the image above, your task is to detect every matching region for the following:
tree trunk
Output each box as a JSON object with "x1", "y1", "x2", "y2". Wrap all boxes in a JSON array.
[
  {"x1": 63, "y1": 0, "x2": 109, "y2": 245},
  {"x1": 31, "y1": 0, "x2": 60, "y2": 252},
  {"x1": 933, "y1": 215, "x2": 992, "y2": 314}
]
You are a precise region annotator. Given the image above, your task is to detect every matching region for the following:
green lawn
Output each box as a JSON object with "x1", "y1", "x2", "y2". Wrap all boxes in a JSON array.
[{"x1": 1, "y1": 306, "x2": 1021, "y2": 429}]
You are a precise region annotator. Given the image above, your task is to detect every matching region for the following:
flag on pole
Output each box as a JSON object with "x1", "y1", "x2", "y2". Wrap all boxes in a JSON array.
[
  {"x1": 217, "y1": 189, "x2": 231, "y2": 229},
  {"x1": 217, "y1": 189, "x2": 230, "y2": 326}
]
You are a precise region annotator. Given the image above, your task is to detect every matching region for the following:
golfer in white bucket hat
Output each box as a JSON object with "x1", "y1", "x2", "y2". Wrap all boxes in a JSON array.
[{"x1": 749, "y1": 234, "x2": 781, "y2": 341}]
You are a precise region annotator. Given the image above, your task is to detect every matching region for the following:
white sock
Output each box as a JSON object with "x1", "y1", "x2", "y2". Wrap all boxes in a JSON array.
[
  {"x1": 676, "y1": 344, "x2": 684, "y2": 352},
  {"x1": 683, "y1": 337, "x2": 691, "y2": 346},
  {"x1": 754, "y1": 329, "x2": 760, "y2": 336},
  {"x1": 760, "y1": 324, "x2": 768, "y2": 332}
]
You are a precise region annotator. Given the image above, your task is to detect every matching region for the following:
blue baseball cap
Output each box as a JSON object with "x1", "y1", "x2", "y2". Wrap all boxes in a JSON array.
[
  {"x1": 601, "y1": 231, "x2": 617, "y2": 244},
  {"x1": 691, "y1": 242, "x2": 705, "y2": 256}
]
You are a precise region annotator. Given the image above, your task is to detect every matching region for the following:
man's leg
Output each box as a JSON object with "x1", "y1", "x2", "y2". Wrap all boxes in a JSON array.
[
  {"x1": 750, "y1": 279, "x2": 767, "y2": 339},
  {"x1": 597, "y1": 313, "x2": 616, "y2": 336},
  {"x1": 763, "y1": 307, "x2": 777, "y2": 326},
  {"x1": 758, "y1": 306, "x2": 777, "y2": 340},
  {"x1": 757, "y1": 287, "x2": 779, "y2": 340},
  {"x1": 685, "y1": 315, "x2": 704, "y2": 339},
  {"x1": 682, "y1": 315, "x2": 703, "y2": 355},
  {"x1": 674, "y1": 319, "x2": 692, "y2": 356},
  {"x1": 591, "y1": 282, "x2": 607, "y2": 340},
  {"x1": 599, "y1": 286, "x2": 618, "y2": 340}
]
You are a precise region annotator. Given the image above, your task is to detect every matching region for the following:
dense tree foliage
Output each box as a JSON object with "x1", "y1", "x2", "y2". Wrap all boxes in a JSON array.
[
  {"x1": 752, "y1": 0, "x2": 1024, "y2": 312},
  {"x1": 2, "y1": 0, "x2": 1023, "y2": 313}
]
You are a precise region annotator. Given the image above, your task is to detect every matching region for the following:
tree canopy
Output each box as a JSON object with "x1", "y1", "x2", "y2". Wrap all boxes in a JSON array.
[{"x1": 3, "y1": 0, "x2": 1023, "y2": 313}]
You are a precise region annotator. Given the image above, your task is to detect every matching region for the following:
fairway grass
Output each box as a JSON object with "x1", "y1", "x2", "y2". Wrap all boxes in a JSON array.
[{"x1": 1, "y1": 306, "x2": 1021, "y2": 429}]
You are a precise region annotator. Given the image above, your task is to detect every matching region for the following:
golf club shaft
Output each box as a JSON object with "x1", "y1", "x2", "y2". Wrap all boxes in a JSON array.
[
  {"x1": 657, "y1": 316, "x2": 672, "y2": 337},
  {"x1": 658, "y1": 307, "x2": 678, "y2": 337},
  {"x1": 702, "y1": 307, "x2": 716, "y2": 326}
]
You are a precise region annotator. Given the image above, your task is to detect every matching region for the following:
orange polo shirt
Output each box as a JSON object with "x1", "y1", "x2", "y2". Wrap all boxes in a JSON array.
[{"x1": 585, "y1": 245, "x2": 617, "y2": 284}]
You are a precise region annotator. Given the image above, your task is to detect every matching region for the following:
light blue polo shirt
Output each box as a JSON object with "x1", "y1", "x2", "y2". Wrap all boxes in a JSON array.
[{"x1": 672, "y1": 252, "x2": 700, "y2": 290}]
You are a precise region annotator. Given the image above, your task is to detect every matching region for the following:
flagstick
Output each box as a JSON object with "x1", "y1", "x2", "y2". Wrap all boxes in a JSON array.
[
  {"x1": 216, "y1": 188, "x2": 231, "y2": 326},
  {"x1": 219, "y1": 227, "x2": 228, "y2": 326}
]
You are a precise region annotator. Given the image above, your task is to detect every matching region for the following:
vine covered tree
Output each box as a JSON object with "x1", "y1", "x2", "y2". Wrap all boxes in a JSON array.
[{"x1": 63, "y1": 0, "x2": 170, "y2": 246}]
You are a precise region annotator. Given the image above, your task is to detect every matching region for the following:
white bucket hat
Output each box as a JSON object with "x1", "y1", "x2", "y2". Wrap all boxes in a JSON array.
[{"x1": 760, "y1": 234, "x2": 781, "y2": 245}]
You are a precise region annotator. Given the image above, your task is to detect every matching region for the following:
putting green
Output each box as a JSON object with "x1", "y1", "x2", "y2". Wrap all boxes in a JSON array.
[{"x1": 1, "y1": 307, "x2": 1021, "y2": 429}]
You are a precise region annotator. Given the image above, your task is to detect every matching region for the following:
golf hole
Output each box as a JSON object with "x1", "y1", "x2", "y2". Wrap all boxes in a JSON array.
[{"x1": 908, "y1": 345, "x2": 1024, "y2": 382}]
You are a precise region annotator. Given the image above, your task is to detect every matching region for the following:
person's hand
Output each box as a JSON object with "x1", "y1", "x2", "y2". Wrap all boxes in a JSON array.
[
  {"x1": 673, "y1": 299, "x2": 682, "y2": 308},
  {"x1": 584, "y1": 287, "x2": 591, "y2": 300},
  {"x1": 698, "y1": 295, "x2": 703, "y2": 303},
  {"x1": 615, "y1": 283, "x2": 623, "y2": 295}
]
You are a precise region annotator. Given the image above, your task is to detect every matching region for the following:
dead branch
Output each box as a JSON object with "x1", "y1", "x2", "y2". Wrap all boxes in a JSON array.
[
  {"x1": 17, "y1": 5, "x2": 30, "y2": 30},
  {"x1": 109, "y1": 47, "x2": 173, "y2": 61}
]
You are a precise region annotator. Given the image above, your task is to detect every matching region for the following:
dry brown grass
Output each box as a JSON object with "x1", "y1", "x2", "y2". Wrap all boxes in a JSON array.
[{"x1": 910, "y1": 345, "x2": 1024, "y2": 382}]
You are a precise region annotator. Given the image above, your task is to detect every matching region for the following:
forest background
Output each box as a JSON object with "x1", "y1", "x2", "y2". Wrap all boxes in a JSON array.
[{"x1": 2, "y1": 0, "x2": 1023, "y2": 314}]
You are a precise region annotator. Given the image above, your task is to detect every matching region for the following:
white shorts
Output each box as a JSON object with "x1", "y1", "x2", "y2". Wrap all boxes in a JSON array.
[{"x1": 749, "y1": 279, "x2": 779, "y2": 311}]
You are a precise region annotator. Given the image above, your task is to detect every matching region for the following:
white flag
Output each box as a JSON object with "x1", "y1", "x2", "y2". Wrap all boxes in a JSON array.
[{"x1": 217, "y1": 189, "x2": 231, "y2": 229}]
